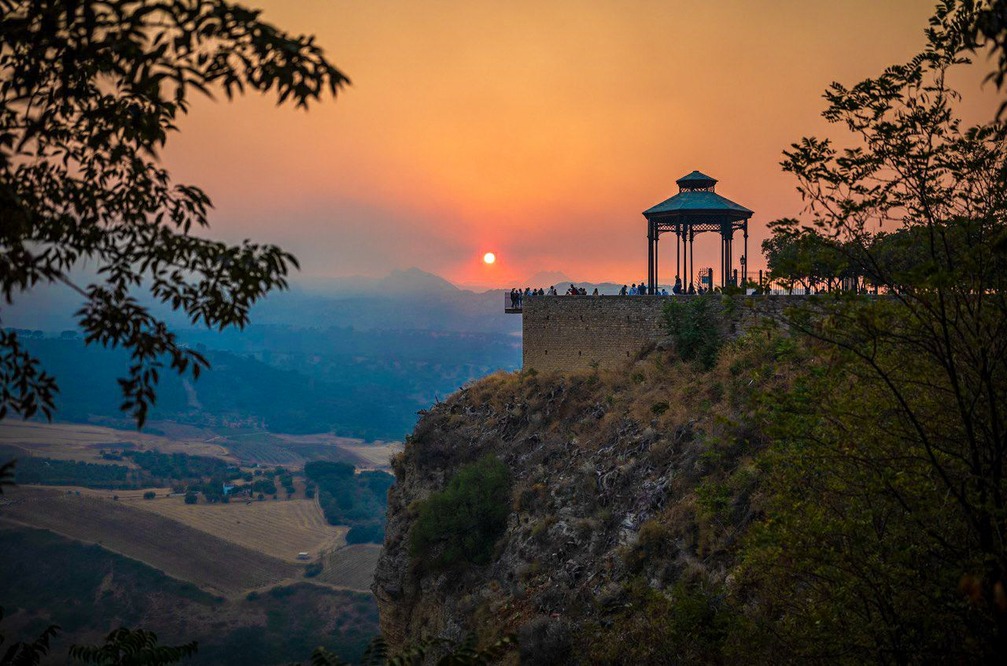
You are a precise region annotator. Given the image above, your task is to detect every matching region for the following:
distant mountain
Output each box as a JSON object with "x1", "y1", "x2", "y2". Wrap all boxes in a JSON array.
[
  {"x1": 517, "y1": 272, "x2": 648, "y2": 295},
  {"x1": 5, "y1": 268, "x2": 517, "y2": 335},
  {"x1": 299, "y1": 267, "x2": 460, "y2": 296},
  {"x1": 522, "y1": 271, "x2": 573, "y2": 287},
  {"x1": 374, "y1": 267, "x2": 460, "y2": 295}
]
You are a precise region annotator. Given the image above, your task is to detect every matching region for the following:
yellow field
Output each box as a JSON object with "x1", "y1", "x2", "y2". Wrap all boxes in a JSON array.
[
  {"x1": 0, "y1": 421, "x2": 402, "y2": 472},
  {"x1": 135, "y1": 495, "x2": 347, "y2": 563},
  {"x1": 0, "y1": 421, "x2": 389, "y2": 595},
  {"x1": 0, "y1": 421, "x2": 232, "y2": 464},
  {"x1": 0, "y1": 485, "x2": 382, "y2": 593},
  {"x1": 316, "y1": 544, "x2": 383, "y2": 591},
  {"x1": 0, "y1": 486, "x2": 296, "y2": 596},
  {"x1": 338, "y1": 442, "x2": 403, "y2": 470}
]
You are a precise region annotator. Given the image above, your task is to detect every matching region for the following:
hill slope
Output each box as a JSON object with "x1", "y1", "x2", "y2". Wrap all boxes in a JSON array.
[
  {"x1": 0, "y1": 526, "x2": 379, "y2": 665},
  {"x1": 373, "y1": 337, "x2": 770, "y2": 662}
]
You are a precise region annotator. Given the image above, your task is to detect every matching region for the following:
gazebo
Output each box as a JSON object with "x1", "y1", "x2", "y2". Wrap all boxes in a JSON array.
[{"x1": 643, "y1": 171, "x2": 753, "y2": 294}]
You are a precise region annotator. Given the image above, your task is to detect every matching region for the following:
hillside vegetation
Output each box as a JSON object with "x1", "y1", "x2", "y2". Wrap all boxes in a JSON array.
[
  {"x1": 0, "y1": 487, "x2": 299, "y2": 596},
  {"x1": 17, "y1": 326, "x2": 518, "y2": 440},
  {"x1": 0, "y1": 526, "x2": 379, "y2": 665},
  {"x1": 375, "y1": 319, "x2": 783, "y2": 660}
]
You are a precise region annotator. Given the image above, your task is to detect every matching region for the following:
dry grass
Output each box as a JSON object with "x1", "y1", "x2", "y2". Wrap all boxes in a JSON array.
[
  {"x1": 315, "y1": 544, "x2": 382, "y2": 592},
  {"x1": 0, "y1": 486, "x2": 298, "y2": 597},
  {"x1": 338, "y1": 442, "x2": 403, "y2": 470},
  {"x1": 0, "y1": 421, "x2": 233, "y2": 464},
  {"x1": 135, "y1": 495, "x2": 347, "y2": 563},
  {"x1": 0, "y1": 422, "x2": 400, "y2": 472}
]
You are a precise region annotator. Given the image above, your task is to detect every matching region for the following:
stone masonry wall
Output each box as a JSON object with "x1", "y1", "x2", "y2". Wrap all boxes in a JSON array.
[{"x1": 521, "y1": 295, "x2": 803, "y2": 373}]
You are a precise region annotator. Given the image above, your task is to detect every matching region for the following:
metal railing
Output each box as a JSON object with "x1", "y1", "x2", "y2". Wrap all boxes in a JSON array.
[{"x1": 503, "y1": 283, "x2": 862, "y2": 312}]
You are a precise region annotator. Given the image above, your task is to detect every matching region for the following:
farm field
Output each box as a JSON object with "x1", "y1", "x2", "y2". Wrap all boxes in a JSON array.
[
  {"x1": 0, "y1": 421, "x2": 232, "y2": 464},
  {"x1": 224, "y1": 431, "x2": 380, "y2": 468},
  {"x1": 0, "y1": 420, "x2": 403, "y2": 472},
  {"x1": 0, "y1": 525, "x2": 381, "y2": 664},
  {"x1": 135, "y1": 495, "x2": 347, "y2": 563},
  {"x1": 338, "y1": 441, "x2": 403, "y2": 470},
  {"x1": 0, "y1": 486, "x2": 298, "y2": 596},
  {"x1": 316, "y1": 545, "x2": 383, "y2": 592}
]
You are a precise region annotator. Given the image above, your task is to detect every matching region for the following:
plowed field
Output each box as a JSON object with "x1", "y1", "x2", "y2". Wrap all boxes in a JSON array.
[
  {"x1": 316, "y1": 544, "x2": 383, "y2": 592},
  {"x1": 136, "y1": 495, "x2": 347, "y2": 562},
  {"x1": 0, "y1": 486, "x2": 296, "y2": 596}
]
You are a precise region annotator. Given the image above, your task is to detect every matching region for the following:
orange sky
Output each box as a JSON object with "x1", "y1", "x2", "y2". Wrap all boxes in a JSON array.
[{"x1": 164, "y1": 1, "x2": 1001, "y2": 289}]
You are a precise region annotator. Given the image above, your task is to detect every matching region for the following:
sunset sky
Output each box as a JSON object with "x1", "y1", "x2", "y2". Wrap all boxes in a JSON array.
[{"x1": 164, "y1": 1, "x2": 1000, "y2": 289}]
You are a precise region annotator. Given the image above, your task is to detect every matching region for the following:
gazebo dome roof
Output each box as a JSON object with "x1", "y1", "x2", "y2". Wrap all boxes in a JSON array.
[
  {"x1": 675, "y1": 170, "x2": 718, "y2": 190},
  {"x1": 643, "y1": 171, "x2": 753, "y2": 220}
]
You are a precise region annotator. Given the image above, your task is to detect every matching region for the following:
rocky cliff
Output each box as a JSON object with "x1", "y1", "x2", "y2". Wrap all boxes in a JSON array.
[{"x1": 373, "y1": 329, "x2": 772, "y2": 663}]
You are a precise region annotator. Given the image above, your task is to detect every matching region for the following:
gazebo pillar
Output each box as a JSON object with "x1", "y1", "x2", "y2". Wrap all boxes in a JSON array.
[
  {"x1": 676, "y1": 225, "x2": 681, "y2": 285},
  {"x1": 689, "y1": 227, "x2": 695, "y2": 289},
  {"x1": 652, "y1": 222, "x2": 659, "y2": 294},
  {"x1": 647, "y1": 219, "x2": 660, "y2": 295},
  {"x1": 743, "y1": 222, "x2": 749, "y2": 287}
]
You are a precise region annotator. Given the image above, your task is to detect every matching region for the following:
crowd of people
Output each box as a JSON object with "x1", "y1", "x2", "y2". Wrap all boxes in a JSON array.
[{"x1": 508, "y1": 277, "x2": 710, "y2": 307}]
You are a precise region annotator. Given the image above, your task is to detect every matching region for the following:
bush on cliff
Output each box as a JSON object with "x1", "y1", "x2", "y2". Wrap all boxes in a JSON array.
[
  {"x1": 410, "y1": 455, "x2": 511, "y2": 569},
  {"x1": 663, "y1": 295, "x2": 724, "y2": 370}
]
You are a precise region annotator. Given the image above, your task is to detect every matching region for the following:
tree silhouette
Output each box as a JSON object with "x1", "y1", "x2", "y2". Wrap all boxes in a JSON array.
[
  {"x1": 0, "y1": 606, "x2": 59, "y2": 666},
  {"x1": 0, "y1": 0, "x2": 349, "y2": 426},
  {"x1": 938, "y1": 1, "x2": 1007, "y2": 114},
  {"x1": 69, "y1": 628, "x2": 196, "y2": 666},
  {"x1": 747, "y1": 4, "x2": 1007, "y2": 658}
]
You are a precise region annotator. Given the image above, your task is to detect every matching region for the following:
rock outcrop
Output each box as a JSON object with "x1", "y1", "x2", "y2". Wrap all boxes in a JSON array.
[{"x1": 374, "y1": 337, "x2": 764, "y2": 662}]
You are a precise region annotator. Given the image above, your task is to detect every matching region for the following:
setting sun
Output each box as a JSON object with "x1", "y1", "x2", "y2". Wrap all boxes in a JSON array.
[{"x1": 483, "y1": 252, "x2": 496, "y2": 265}]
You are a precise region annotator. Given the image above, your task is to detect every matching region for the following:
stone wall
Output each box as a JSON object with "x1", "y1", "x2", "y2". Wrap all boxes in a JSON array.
[{"x1": 521, "y1": 295, "x2": 803, "y2": 372}]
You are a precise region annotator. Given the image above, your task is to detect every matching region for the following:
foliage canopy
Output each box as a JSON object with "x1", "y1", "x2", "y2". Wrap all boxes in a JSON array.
[
  {"x1": 0, "y1": 0, "x2": 348, "y2": 426},
  {"x1": 740, "y1": 2, "x2": 1007, "y2": 659},
  {"x1": 410, "y1": 455, "x2": 511, "y2": 569},
  {"x1": 663, "y1": 295, "x2": 724, "y2": 370}
]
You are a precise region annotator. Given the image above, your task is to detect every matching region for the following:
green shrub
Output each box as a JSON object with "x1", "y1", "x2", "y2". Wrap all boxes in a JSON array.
[
  {"x1": 183, "y1": 491, "x2": 198, "y2": 505},
  {"x1": 587, "y1": 581, "x2": 731, "y2": 664},
  {"x1": 142, "y1": 491, "x2": 156, "y2": 500},
  {"x1": 410, "y1": 455, "x2": 511, "y2": 569},
  {"x1": 663, "y1": 295, "x2": 724, "y2": 370}
]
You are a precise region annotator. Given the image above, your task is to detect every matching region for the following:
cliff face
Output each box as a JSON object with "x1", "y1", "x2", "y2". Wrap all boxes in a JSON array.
[{"x1": 373, "y1": 338, "x2": 766, "y2": 663}]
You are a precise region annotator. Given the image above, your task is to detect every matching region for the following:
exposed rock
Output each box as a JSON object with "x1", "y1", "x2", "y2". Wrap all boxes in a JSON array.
[{"x1": 374, "y1": 350, "x2": 760, "y2": 662}]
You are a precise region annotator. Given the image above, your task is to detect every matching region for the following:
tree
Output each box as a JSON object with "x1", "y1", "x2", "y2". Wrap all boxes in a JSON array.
[
  {"x1": 744, "y1": 4, "x2": 1007, "y2": 659},
  {"x1": 410, "y1": 455, "x2": 511, "y2": 569},
  {"x1": 0, "y1": 0, "x2": 349, "y2": 426},
  {"x1": 69, "y1": 628, "x2": 196, "y2": 666},
  {"x1": 943, "y1": 0, "x2": 1007, "y2": 113},
  {"x1": 0, "y1": 606, "x2": 59, "y2": 666},
  {"x1": 763, "y1": 219, "x2": 859, "y2": 293}
]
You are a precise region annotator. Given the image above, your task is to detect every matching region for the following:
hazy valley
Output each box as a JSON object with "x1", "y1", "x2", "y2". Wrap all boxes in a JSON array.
[{"x1": 0, "y1": 270, "x2": 522, "y2": 662}]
